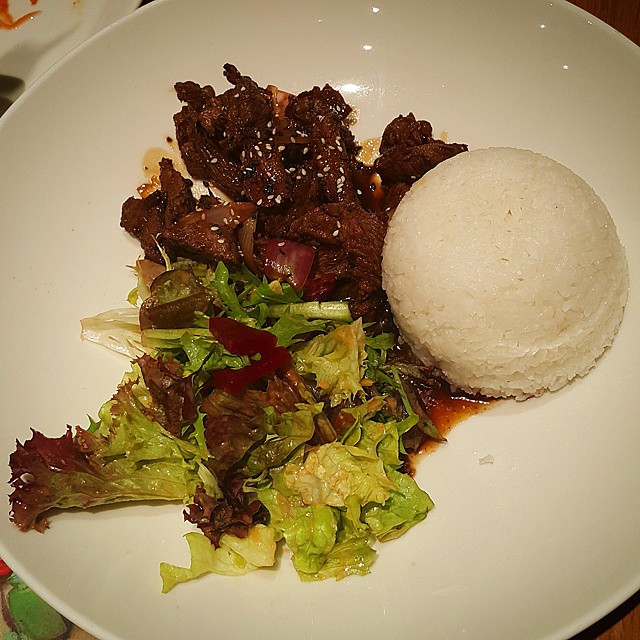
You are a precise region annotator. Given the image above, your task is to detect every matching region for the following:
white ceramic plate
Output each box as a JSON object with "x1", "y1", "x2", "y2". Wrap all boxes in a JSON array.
[
  {"x1": 0, "y1": 0, "x2": 139, "y2": 109},
  {"x1": 0, "y1": 1, "x2": 638, "y2": 639}
]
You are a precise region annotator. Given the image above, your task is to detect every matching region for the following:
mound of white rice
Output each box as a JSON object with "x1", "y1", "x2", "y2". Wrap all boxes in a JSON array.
[{"x1": 382, "y1": 147, "x2": 628, "y2": 399}]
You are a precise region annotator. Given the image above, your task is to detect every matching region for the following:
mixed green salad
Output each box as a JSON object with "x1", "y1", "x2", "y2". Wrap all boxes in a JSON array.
[{"x1": 9, "y1": 257, "x2": 441, "y2": 591}]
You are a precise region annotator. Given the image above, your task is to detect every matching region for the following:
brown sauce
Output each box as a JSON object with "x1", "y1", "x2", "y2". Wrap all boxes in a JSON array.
[
  {"x1": 0, "y1": 0, "x2": 40, "y2": 30},
  {"x1": 422, "y1": 386, "x2": 495, "y2": 455}
]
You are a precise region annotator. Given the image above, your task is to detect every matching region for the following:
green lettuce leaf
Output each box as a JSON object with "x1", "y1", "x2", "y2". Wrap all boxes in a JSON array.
[
  {"x1": 256, "y1": 481, "x2": 338, "y2": 576},
  {"x1": 292, "y1": 319, "x2": 366, "y2": 406},
  {"x1": 141, "y1": 327, "x2": 248, "y2": 375},
  {"x1": 160, "y1": 524, "x2": 278, "y2": 592},
  {"x1": 9, "y1": 363, "x2": 218, "y2": 532},
  {"x1": 362, "y1": 469, "x2": 434, "y2": 541},
  {"x1": 269, "y1": 311, "x2": 329, "y2": 348},
  {"x1": 283, "y1": 442, "x2": 397, "y2": 508},
  {"x1": 298, "y1": 537, "x2": 376, "y2": 581},
  {"x1": 245, "y1": 403, "x2": 321, "y2": 475}
]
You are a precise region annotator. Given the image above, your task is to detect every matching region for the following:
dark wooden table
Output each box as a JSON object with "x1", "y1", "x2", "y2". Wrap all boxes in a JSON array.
[{"x1": 564, "y1": 2, "x2": 640, "y2": 637}]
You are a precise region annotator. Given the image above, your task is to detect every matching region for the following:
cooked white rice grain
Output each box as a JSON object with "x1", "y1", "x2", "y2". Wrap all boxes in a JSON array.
[{"x1": 382, "y1": 147, "x2": 628, "y2": 399}]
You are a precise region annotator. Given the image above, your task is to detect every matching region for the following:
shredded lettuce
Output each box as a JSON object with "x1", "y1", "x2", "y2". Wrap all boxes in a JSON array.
[{"x1": 292, "y1": 319, "x2": 366, "y2": 406}]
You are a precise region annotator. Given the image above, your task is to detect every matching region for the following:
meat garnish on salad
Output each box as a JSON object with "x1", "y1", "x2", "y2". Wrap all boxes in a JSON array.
[{"x1": 9, "y1": 64, "x2": 476, "y2": 589}]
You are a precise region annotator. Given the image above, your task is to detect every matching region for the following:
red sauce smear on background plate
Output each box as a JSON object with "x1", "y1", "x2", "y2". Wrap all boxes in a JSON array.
[{"x1": 0, "y1": 0, "x2": 40, "y2": 30}]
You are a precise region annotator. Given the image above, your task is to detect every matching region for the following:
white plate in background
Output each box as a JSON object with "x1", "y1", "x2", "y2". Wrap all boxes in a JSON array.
[
  {"x1": 0, "y1": 1, "x2": 638, "y2": 639},
  {"x1": 0, "y1": 0, "x2": 139, "y2": 108}
]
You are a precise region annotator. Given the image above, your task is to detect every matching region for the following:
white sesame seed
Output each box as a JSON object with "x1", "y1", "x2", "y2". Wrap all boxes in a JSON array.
[
  {"x1": 291, "y1": 136, "x2": 296, "y2": 142},
  {"x1": 257, "y1": 151, "x2": 263, "y2": 157},
  {"x1": 278, "y1": 241, "x2": 285, "y2": 247},
  {"x1": 321, "y1": 138, "x2": 325, "y2": 144},
  {"x1": 217, "y1": 238, "x2": 225, "y2": 244},
  {"x1": 211, "y1": 225, "x2": 219, "y2": 230},
  {"x1": 410, "y1": 175, "x2": 417, "y2": 179},
  {"x1": 332, "y1": 229, "x2": 339, "y2": 237},
  {"x1": 266, "y1": 144, "x2": 272, "y2": 150},
  {"x1": 257, "y1": 199, "x2": 263, "y2": 206},
  {"x1": 240, "y1": 86, "x2": 246, "y2": 91},
  {"x1": 303, "y1": 147, "x2": 309, "y2": 154},
  {"x1": 234, "y1": 94, "x2": 239, "y2": 98},
  {"x1": 275, "y1": 195, "x2": 282, "y2": 203},
  {"x1": 323, "y1": 166, "x2": 330, "y2": 173},
  {"x1": 267, "y1": 121, "x2": 272, "y2": 128},
  {"x1": 337, "y1": 221, "x2": 341, "y2": 228},
  {"x1": 339, "y1": 167, "x2": 344, "y2": 174},
  {"x1": 201, "y1": 213, "x2": 206, "y2": 220},
  {"x1": 301, "y1": 168, "x2": 307, "y2": 176},
  {"x1": 357, "y1": 189, "x2": 362, "y2": 195},
  {"x1": 223, "y1": 218, "x2": 228, "y2": 224},
  {"x1": 328, "y1": 146, "x2": 335, "y2": 150},
  {"x1": 212, "y1": 158, "x2": 218, "y2": 164},
  {"x1": 278, "y1": 145, "x2": 285, "y2": 151}
]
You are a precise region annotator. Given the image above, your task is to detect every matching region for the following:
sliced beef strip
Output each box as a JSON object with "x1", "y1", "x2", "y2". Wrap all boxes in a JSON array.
[
  {"x1": 340, "y1": 203, "x2": 386, "y2": 297},
  {"x1": 239, "y1": 140, "x2": 291, "y2": 207},
  {"x1": 160, "y1": 213, "x2": 241, "y2": 267},
  {"x1": 174, "y1": 80, "x2": 217, "y2": 112},
  {"x1": 285, "y1": 84, "x2": 352, "y2": 134},
  {"x1": 215, "y1": 63, "x2": 273, "y2": 155},
  {"x1": 374, "y1": 112, "x2": 468, "y2": 187},
  {"x1": 375, "y1": 140, "x2": 468, "y2": 186},
  {"x1": 285, "y1": 203, "x2": 343, "y2": 245},
  {"x1": 120, "y1": 190, "x2": 167, "y2": 264},
  {"x1": 379, "y1": 113, "x2": 434, "y2": 153},
  {"x1": 309, "y1": 114, "x2": 358, "y2": 204},
  {"x1": 174, "y1": 105, "x2": 244, "y2": 199},
  {"x1": 159, "y1": 158, "x2": 196, "y2": 226}
]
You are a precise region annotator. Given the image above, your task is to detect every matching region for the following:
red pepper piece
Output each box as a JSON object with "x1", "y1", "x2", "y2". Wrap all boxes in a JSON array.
[
  {"x1": 0, "y1": 558, "x2": 11, "y2": 577},
  {"x1": 209, "y1": 317, "x2": 277, "y2": 355},
  {"x1": 208, "y1": 346, "x2": 291, "y2": 394}
]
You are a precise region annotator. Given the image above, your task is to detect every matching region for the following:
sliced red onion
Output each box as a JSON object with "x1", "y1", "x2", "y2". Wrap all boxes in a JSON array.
[
  {"x1": 262, "y1": 238, "x2": 316, "y2": 291},
  {"x1": 238, "y1": 215, "x2": 259, "y2": 273}
]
